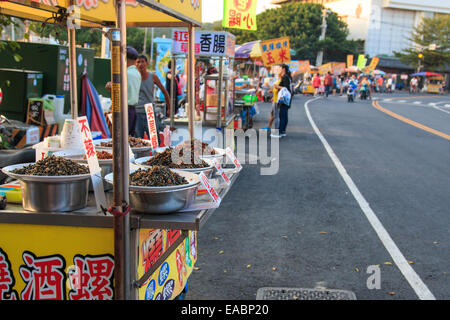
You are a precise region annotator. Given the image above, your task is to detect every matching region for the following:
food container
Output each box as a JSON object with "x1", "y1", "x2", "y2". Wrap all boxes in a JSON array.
[
  {"x1": 104, "y1": 169, "x2": 200, "y2": 215},
  {"x1": 2, "y1": 163, "x2": 90, "y2": 212},
  {"x1": 134, "y1": 156, "x2": 215, "y2": 178},
  {"x1": 95, "y1": 138, "x2": 152, "y2": 159},
  {"x1": 53, "y1": 150, "x2": 113, "y2": 191}
]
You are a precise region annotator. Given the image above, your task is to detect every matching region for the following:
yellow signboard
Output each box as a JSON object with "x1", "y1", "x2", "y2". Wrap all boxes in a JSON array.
[
  {"x1": 0, "y1": 223, "x2": 114, "y2": 300},
  {"x1": 222, "y1": 0, "x2": 257, "y2": 30},
  {"x1": 0, "y1": 223, "x2": 195, "y2": 300},
  {"x1": 137, "y1": 229, "x2": 197, "y2": 300},
  {"x1": 318, "y1": 62, "x2": 333, "y2": 75},
  {"x1": 347, "y1": 54, "x2": 353, "y2": 68},
  {"x1": 298, "y1": 60, "x2": 311, "y2": 73},
  {"x1": 260, "y1": 37, "x2": 291, "y2": 67}
]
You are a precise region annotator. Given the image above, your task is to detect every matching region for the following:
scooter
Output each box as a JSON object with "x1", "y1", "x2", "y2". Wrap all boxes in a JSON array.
[
  {"x1": 347, "y1": 85, "x2": 357, "y2": 102},
  {"x1": 359, "y1": 84, "x2": 368, "y2": 100}
]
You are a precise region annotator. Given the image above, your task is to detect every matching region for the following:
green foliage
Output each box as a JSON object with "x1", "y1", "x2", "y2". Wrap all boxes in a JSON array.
[
  {"x1": 220, "y1": 2, "x2": 363, "y2": 63},
  {"x1": 394, "y1": 15, "x2": 450, "y2": 71}
]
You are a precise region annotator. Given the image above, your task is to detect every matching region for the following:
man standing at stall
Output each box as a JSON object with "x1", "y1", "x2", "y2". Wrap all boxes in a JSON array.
[
  {"x1": 105, "y1": 46, "x2": 141, "y2": 137},
  {"x1": 136, "y1": 54, "x2": 171, "y2": 138}
]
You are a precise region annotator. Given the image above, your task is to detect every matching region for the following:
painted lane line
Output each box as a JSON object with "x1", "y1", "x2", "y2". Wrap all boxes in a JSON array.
[
  {"x1": 397, "y1": 100, "x2": 407, "y2": 103},
  {"x1": 433, "y1": 106, "x2": 450, "y2": 115},
  {"x1": 412, "y1": 101, "x2": 421, "y2": 104},
  {"x1": 305, "y1": 98, "x2": 436, "y2": 300},
  {"x1": 373, "y1": 101, "x2": 450, "y2": 140}
]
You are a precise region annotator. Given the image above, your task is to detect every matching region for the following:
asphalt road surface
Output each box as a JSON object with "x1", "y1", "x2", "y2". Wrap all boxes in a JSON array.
[{"x1": 187, "y1": 91, "x2": 450, "y2": 300}]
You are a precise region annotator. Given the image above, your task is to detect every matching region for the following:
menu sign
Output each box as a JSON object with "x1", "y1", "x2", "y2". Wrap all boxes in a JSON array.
[{"x1": 171, "y1": 30, "x2": 235, "y2": 57}]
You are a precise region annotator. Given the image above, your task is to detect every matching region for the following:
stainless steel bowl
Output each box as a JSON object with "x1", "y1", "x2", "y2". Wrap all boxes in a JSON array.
[
  {"x1": 134, "y1": 156, "x2": 215, "y2": 178},
  {"x1": 104, "y1": 169, "x2": 200, "y2": 214},
  {"x1": 2, "y1": 163, "x2": 90, "y2": 212}
]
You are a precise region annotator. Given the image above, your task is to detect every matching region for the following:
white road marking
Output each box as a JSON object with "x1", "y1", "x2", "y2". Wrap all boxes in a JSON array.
[
  {"x1": 432, "y1": 106, "x2": 450, "y2": 114},
  {"x1": 413, "y1": 101, "x2": 421, "y2": 104},
  {"x1": 383, "y1": 99, "x2": 392, "y2": 102},
  {"x1": 304, "y1": 97, "x2": 436, "y2": 300},
  {"x1": 397, "y1": 100, "x2": 406, "y2": 103}
]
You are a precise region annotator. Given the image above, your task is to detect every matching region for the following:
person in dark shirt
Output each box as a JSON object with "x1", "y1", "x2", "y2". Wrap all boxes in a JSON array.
[
  {"x1": 165, "y1": 60, "x2": 180, "y2": 116},
  {"x1": 271, "y1": 64, "x2": 292, "y2": 138}
]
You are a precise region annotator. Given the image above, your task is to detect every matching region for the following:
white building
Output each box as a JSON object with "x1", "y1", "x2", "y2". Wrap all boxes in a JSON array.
[{"x1": 324, "y1": 0, "x2": 450, "y2": 57}]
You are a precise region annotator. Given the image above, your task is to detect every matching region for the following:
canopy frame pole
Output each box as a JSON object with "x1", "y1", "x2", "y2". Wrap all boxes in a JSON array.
[
  {"x1": 111, "y1": 0, "x2": 131, "y2": 300},
  {"x1": 170, "y1": 56, "x2": 176, "y2": 128},
  {"x1": 216, "y1": 56, "x2": 223, "y2": 129},
  {"x1": 68, "y1": 27, "x2": 77, "y2": 119},
  {"x1": 187, "y1": 24, "x2": 195, "y2": 140}
]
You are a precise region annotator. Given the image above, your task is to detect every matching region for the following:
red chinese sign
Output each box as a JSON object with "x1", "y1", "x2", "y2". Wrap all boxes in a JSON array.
[{"x1": 144, "y1": 103, "x2": 159, "y2": 149}]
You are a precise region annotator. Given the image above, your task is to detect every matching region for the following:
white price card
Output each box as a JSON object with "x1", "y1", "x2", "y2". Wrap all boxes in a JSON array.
[
  {"x1": 144, "y1": 103, "x2": 159, "y2": 149},
  {"x1": 225, "y1": 147, "x2": 242, "y2": 171},
  {"x1": 77, "y1": 116, "x2": 107, "y2": 211},
  {"x1": 213, "y1": 158, "x2": 230, "y2": 186},
  {"x1": 199, "y1": 172, "x2": 221, "y2": 205}
]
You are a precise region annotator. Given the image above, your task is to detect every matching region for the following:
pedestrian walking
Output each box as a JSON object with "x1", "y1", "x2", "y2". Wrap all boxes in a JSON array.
[
  {"x1": 165, "y1": 60, "x2": 180, "y2": 116},
  {"x1": 263, "y1": 77, "x2": 281, "y2": 132},
  {"x1": 312, "y1": 73, "x2": 321, "y2": 97},
  {"x1": 324, "y1": 72, "x2": 333, "y2": 98},
  {"x1": 271, "y1": 64, "x2": 292, "y2": 138},
  {"x1": 135, "y1": 54, "x2": 171, "y2": 139}
]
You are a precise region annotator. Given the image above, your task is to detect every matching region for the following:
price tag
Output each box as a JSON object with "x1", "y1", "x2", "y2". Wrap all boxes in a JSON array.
[
  {"x1": 77, "y1": 116, "x2": 107, "y2": 211},
  {"x1": 144, "y1": 103, "x2": 159, "y2": 149},
  {"x1": 198, "y1": 172, "x2": 221, "y2": 205},
  {"x1": 225, "y1": 147, "x2": 242, "y2": 171},
  {"x1": 213, "y1": 159, "x2": 230, "y2": 186}
]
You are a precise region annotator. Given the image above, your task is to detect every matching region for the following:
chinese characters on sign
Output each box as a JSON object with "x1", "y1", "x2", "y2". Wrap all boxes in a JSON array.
[
  {"x1": 144, "y1": 104, "x2": 159, "y2": 149},
  {"x1": 77, "y1": 116, "x2": 106, "y2": 210},
  {"x1": 199, "y1": 172, "x2": 221, "y2": 204},
  {"x1": 260, "y1": 37, "x2": 291, "y2": 67},
  {"x1": 223, "y1": 0, "x2": 257, "y2": 30},
  {"x1": 0, "y1": 248, "x2": 114, "y2": 300},
  {"x1": 298, "y1": 60, "x2": 311, "y2": 73},
  {"x1": 171, "y1": 30, "x2": 235, "y2": 57}
]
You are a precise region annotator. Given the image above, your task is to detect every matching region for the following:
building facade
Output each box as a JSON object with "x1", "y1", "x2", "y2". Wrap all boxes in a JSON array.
[{"x1": 271, "y1": 0, "x2": 450, "y2": 58}]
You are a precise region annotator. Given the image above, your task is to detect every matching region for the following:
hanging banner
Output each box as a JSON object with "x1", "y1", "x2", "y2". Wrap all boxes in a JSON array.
[
  {"x1": 260, "y1": 37, "x2": 291, "y2": 67},
  {"x1": 298, "y1": 60, "x2": 311, "y2": 73},
  {"x1": 318, "y1": 62, "x2": 333, "y2": 75},
  {"x1": 154, "y1": 38, "x2": 172, "y2": 102},
  {"x1": 222, "y1": 0, "x2": 257, "y2": 31},
  {"x1": 171, "y1": 30, "x2": 235, "y2": 57},
  {"x1": 356, "y1": 54, "x2": 367, "y2": 70},
  {"x1": 365, "y1": 57, "x2": 379, "y2": 72},
  {"x1": 332, "y1": 62, "x2": 346, "y2": 75},
  {"x1": 347, "y1": 54, "x2": 353, "y2": 68}
]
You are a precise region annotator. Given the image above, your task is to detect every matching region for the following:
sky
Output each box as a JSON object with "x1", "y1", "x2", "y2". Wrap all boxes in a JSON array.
[{"x1": 201, "y1": 0, "x2": 279, "y2": 23}]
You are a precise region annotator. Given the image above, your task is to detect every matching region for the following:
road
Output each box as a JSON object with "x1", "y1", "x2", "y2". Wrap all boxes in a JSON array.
[{"x1": 187, "y1": 92, "x2": 450, "y2": 300}]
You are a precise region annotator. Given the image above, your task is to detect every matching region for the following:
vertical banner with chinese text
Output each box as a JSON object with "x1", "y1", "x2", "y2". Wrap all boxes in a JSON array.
[
  {"x1": 347, "y1": 54, "x2": 353, "y2": 68},
  {"x1": 260, "y1": 37, "x2": 291, "y2": 67},
  {"x1": 223, "y1": 0, "x2": 257, "y2": 31}
]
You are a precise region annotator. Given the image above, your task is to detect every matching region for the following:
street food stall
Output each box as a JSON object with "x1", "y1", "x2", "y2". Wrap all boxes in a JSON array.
[
  {"x1": 0, "y1": 0, "x2": 242, "y2": 301},
  {"x1": 165, "y1": 30, "x2": 236, "y2": 131}
]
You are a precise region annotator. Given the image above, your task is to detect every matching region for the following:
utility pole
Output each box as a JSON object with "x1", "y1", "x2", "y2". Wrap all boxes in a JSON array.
[
  {"x1": 143, "y1": 27, "x2": 148, "y2": 54},
  {"x1": 315, "y1": 8, "x2": 329, "y2": 67}
]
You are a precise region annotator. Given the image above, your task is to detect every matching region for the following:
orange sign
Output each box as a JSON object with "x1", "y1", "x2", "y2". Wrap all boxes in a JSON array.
[{"x1": 260, "y1": 37, "x2": 291, "y2": 67}]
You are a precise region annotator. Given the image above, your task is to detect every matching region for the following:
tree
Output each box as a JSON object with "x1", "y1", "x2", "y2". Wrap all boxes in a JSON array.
[
  {"x1": 394, "y1": 15, "x2": 450, "y2": 71},
  {"x1": 220, "y1": 2, "x2": 363, "y2": 63}
]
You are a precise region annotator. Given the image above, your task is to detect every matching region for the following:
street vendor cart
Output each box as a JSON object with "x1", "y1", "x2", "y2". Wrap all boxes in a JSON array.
[
  {"x1": 165, "y1": 30, "x2": 236, "y2": 131},
  {"x1": 0, "y1": 0, "x2": 242, "y2": 301}
]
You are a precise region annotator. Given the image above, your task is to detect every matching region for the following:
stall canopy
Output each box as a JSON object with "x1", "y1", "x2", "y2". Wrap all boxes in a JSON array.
[
  {"x1": 410, "y1": 71, "x2": 443, "y2": 77},
  {"x1": 0, "y1": 0, "x2": 202, "y2": 27}
]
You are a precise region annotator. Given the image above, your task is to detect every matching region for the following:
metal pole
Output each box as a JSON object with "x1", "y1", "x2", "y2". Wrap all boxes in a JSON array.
[
  {"x1": 68, "y1": 27, "x2": 78, "y2": 119},
  {"x1": 187, "y1": 24, "x2": 195, "y2": 139},
  {"x1": 112, "y1": 0, "x2": 131, "y2": 300},
  {"x1": 150, "y1": 27, "x2": 154, "y2": 68},
  {"x1": 170, "y1": 56, "x2": 176, "y2": 127},
  {"x1": 143, "y1": 27, "x2": 148, "y2": 54},
  {"x1": 217, "y1": 56, "x2": 223, "y2": 129}
]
